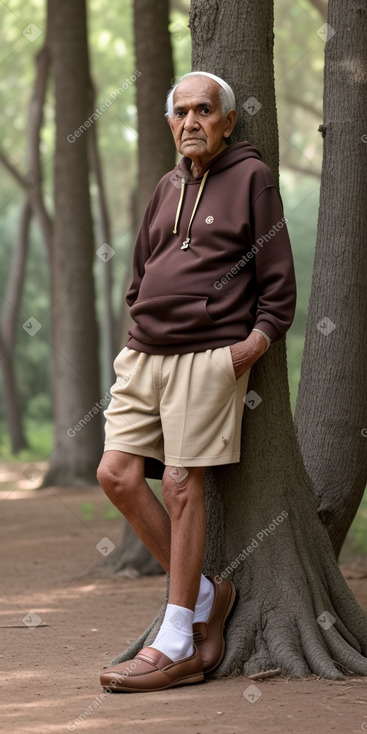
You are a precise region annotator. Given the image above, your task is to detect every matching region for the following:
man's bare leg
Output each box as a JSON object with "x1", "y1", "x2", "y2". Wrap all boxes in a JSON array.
[
  {"x1": 147, "y1": 465, "x2": 206, "y2": 660},
  {"x1": 162, "y1": 465, "x2": 206, "y2": 610},
  {"x1": 97, "y1": 450, "x2": 171, "y2": 573},
  {"x1": 98, "y1": 452, "x2": 208, "y2": 660}
]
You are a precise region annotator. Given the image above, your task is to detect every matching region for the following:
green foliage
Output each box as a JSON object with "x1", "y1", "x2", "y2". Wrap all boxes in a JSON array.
[{"x1": 0, "y1": 419, "x2": 52, "y2": 460}]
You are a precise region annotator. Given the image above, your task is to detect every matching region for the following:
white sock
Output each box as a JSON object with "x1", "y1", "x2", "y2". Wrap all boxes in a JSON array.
[
  {"x1": 150, "y1": 603, "x2": 194, "y2": 661},
  {"x1": 193, "y1": 574, "x2": 215, "y2": 624}
]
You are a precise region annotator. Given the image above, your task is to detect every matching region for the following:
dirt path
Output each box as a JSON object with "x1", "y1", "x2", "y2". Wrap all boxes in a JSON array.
[{"x1": 1, "y1": 465, "x2": 367, "y2": 734}]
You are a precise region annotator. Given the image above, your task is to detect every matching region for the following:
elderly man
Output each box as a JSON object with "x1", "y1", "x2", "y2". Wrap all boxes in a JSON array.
[{"x1": 97, "y1": 71, "x2": 296, "y2": 692}]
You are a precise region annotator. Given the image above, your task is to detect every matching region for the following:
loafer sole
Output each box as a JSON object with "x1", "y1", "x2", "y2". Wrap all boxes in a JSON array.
[
  {"x1": 100, "y1": 645, "x2": 204, "y2": 693},
  {"x1": 102, "y1": 671, "x2": 204, "y2": 693}
]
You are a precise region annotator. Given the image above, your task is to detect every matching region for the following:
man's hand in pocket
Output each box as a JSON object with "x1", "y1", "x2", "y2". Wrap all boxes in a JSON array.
[{"x1": 229, "y1": 331, "x2": 269, "y2": 380}]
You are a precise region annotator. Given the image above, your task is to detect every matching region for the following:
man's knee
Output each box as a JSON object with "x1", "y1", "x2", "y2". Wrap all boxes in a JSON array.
[
  {"x1": 161, "y1": 466, "x2": 205, "y2": 517},
  {"x1": 97, "y1": 452, "x2": 143, "y2": 501}
]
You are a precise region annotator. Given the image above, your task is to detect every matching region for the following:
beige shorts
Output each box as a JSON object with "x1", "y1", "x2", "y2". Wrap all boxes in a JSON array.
[{"x1": 103, "y1": 346, "x2": 250, "y2": 467}]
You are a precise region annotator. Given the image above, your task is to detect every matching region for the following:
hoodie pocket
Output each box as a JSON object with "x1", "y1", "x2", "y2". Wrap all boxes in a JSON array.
[{"x1": 130, "y1": 294, "x2": 215, "y2": 343}]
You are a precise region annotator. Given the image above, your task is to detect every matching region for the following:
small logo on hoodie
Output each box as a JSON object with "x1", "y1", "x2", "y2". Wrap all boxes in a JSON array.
[{"x1": 205, "y1": 216, "x2": 214, "y2": 224}]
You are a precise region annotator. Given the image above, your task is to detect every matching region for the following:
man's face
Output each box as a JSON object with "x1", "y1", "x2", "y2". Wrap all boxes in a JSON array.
[{"x1": 168, "y1": 76, "x2": 236, "y2": 170}]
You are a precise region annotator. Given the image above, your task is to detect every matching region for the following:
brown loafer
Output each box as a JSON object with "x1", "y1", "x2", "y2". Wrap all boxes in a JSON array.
[
  {"x1": 193, "y1": 575, "x2": 236, "y2": 673},
  {"x1": 100, "y1": 644, "x2": 204, "y2": 692}
]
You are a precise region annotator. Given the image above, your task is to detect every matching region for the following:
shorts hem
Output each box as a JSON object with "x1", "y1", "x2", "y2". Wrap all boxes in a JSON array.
[
  {"x1": 164, "y1": 453, "x2": 241, "y2": 467},
  {"x1": 104, "y1": 442, "x2": 164, "y2": 463}
]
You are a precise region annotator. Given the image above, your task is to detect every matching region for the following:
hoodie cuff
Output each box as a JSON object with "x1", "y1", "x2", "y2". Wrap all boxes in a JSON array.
[{"x1": 252, "y1": 328, "x2": 271, "y2": 351}]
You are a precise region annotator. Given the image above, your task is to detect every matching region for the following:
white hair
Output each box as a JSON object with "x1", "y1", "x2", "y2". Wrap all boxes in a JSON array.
[{"x1": 165, "y1": 71, "x2": 236, "y2": 118}]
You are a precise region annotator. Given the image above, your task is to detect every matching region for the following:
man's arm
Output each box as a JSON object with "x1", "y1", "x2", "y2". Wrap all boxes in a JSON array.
[{"x1": 125, "y1": 203, "x2": 152, "y2": 308}]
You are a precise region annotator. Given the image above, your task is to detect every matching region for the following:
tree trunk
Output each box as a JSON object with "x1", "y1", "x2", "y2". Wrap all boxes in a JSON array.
[
  {"x1": 109, "y1": 0, "x2": 367, "y2": 679},
  {"x1": 0, "y1": 199, "x2": 31, "y2": 452},
  {"x1": 87, "y1": 82, "x2": 116, "y2": 389},
  {"x1": 134, "y1": 0, "x2": 176, "y2": 220},
  {"x1": 26, "y1": 45, "x2": 53, "y2": 260},
  {"x1": 190, "y1": 0, "x2": 279, "y2": 178},
  {"x1": 0, "y1": 343, "x2": 27, "y2": 452},
  {"x1": 107, "y1": 0, "x2": 176, "y2": 572},
  {"x1": 44, "y1": 0, "x2": 102, "y2": 487},
  {"x1": 295, "y1": 0, "x2": 367, "y2": 557},
  {"x1": 96, "y1": 522, "x2": 164, "y2": 577},
  {"x1": 0, "y1": 43, "x2": 52, "y2": 454}
]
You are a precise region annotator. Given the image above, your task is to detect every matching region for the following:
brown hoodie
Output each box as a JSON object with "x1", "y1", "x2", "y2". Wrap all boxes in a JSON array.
[{"x1": 126, "y1": 141, "x2": 296, "y2": 354}]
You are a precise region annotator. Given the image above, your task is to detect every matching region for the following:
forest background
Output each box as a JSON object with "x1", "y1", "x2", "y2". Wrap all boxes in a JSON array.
[{"x1": 0, "y1": 0, "x2": 366, "y2": 561}]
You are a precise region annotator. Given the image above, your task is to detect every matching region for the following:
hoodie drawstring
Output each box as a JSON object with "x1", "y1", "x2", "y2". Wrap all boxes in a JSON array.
[{"x1": 172, "y1": 170, "x2": 209, "y2": 251}]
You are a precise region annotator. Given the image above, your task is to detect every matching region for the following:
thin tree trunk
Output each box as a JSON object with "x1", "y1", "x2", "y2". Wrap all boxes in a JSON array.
[
  {"x1": 105, "y1": 0, "x2": 176, "y2": 572},
  {"x1": 295, "y1": 0, "x2": 367, "y2": 557},
  {"x1": 87, "y1": 82, "x2": 116, "y2": 389},
  {"x1": 26, "y1": 45, "x2": 53, "y2": 259},
  {"x1": 44, "y1": 0, "x2": 102, "y2": 487},
  {"x1": 0, "y1": 197, "x2": 31, "y2": 451},
  {"x1": 0, "y1": 41, "x2": 52, "y2": 453},
  {"x1": 95, "y1": 522, "x2": 164, "y2": 577},
  {"x1": 134, "y1": 0, "x2": 176, "y2": 219},
  {"x1": 109, "y1": 0, "x2": 367, "y2": 679},
  {"x1": 0, "y1": 338, "x2": 27, "y2": 452},
  {"x1": 0, "y1": 47, "x2": 52, "y2": 252},
  {"x1": 0, "y1": 199, "x2": 31, "y2": 453}
]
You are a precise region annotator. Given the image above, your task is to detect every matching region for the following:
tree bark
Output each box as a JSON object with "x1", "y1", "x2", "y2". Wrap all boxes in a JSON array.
[
  {"x1": 295, "y1": 0, "x2": 367, "y2": 557},
  {"x1": 108, "y1": 0, "x2": 367, "y2": 679},
  {"x1": 87, "y1": 82, "x2": 116, "y2": 389},
  {"x1": 44, "y1": 0, "x2": 102, "y2": 487},
  {"x1": 190, "y1": 0, "x2": 279, "y2": 177},
  {"x1": 134, "y1": 0, "x2": 176, "y2": 220},
  {"x1": 97, "y1": 522, "x2": 164, "y2": 577}
]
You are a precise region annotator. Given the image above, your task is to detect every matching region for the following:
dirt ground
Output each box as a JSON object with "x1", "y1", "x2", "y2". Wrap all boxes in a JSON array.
[{"x1": 1, "y1": 463, "x2": 367, "y2": 734}]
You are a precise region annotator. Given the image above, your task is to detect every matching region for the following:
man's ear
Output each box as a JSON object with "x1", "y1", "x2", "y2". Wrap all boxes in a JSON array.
[{"x1": 224, "y1": 109, "x2": 237, "y2": 138}]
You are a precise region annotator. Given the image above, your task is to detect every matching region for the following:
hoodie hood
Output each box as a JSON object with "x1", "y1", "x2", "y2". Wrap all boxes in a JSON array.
[{"x1": 171, "y1": 142, "x2": 263, "y2": 248}]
